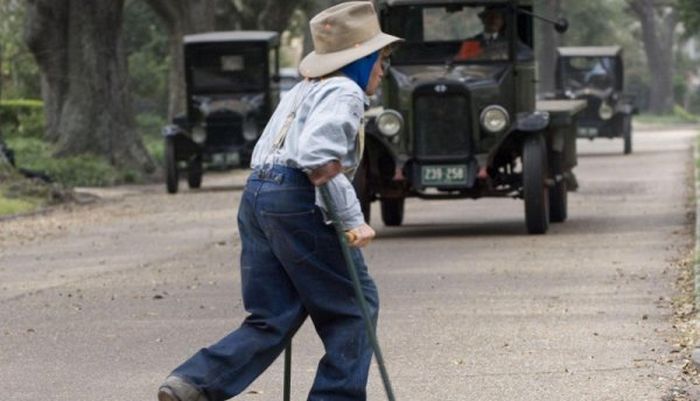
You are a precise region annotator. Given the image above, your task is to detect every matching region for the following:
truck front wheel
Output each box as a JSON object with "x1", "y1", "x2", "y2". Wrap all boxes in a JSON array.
[
  {"x1": 381, "y1": 198, "x2": 405, "y2": 226},
  {"x1": 188, "y1": 155, "x2": 203, "y2": 189},
  {"x1": 548, "y1": 151, "x2": 567, "y2": 223},
  {"x1": 623, "y1": 115, "x2": 633, "y2": 155},
  {"x1": 353, "y1": 157, "x2": 372, "y2": 223},
  {"x1": 165, "y1": 137, "x2": 179, "y2": 194},
  {"x1": 523, "y1": 134, "x2": 549, "y2": 234}
]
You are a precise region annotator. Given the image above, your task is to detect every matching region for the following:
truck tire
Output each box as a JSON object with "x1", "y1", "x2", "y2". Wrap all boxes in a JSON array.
[
  {"x1": 623, "y1": 115, "x2": 632, "y2": 155},
  {"x1": 523, "y1": 134, "x2": 549, "y2": 234},
  {"x1": 548, "y1": 152, "x2": 567, "y2": 223},
  {"x1": 352, "y1": 157, "x2": 372, "y2": 223},
  {"x1": 188, "y1": 155, "x2": 203, "y2": 189},
  {"x1": 381, "y1": 198, "x2": 405, "y2": 226},
  {"x1": 165, "y1": 137, "x2": 179, "y2": 194}
]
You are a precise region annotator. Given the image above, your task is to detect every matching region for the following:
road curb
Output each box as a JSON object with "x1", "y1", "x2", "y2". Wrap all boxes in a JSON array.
[
  {"x1": 695, "y1": 136, "x2": 700, "y2": 308},
  {"x1": 693, "y1": 135, "x2": 700, "y2": 369}
]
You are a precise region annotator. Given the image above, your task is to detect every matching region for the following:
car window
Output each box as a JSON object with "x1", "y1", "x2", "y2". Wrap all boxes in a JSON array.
[
  {"x1": 189, "y1": 46, "x2": 265, "y2": 93},
  {"x1": 562, "y1": 57, "x2": 617, "y2": 91},
  {"x1": 422, "y1": 7, "x2": 482, "y2": 41},
  {"x1": 386, "y1": 3, "x2": 514, "y2": 64}
]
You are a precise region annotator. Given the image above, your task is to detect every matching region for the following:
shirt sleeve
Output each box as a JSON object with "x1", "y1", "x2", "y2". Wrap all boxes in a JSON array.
[
  {"x1": 296, "y1": 88, "x2": 366, "y2": 230},
  {"x1": 315, "y1": 174, "x2": 366, "y2": 230}
]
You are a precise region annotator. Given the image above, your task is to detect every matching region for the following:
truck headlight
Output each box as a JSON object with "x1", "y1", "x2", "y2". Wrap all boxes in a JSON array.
[
  {"x1": 192, "y1": 126, "x2": 206, "y2": 144},
  {"x1": 599, "y1": 102, "x2": 614, "y2": 120},
  {"x1": 376, "y1": 110, "x2": 403, "y2": 137},
  {"x1": 480, "y1": 105, "x2": 509, "y2": 133}
]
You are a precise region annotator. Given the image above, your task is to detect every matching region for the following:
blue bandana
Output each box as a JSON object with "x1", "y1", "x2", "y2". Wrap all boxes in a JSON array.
[{"x1": 340, "y1": 51, "x2": 379, "y2": 91}]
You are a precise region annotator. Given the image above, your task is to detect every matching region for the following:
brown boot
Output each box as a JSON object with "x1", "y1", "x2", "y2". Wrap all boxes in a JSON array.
[{"x1": 157, "y1": 376, "x2": 208, "y2": 401}]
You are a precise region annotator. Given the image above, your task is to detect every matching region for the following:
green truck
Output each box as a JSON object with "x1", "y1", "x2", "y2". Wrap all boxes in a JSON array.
[
  {"x1": 553, "y1": 46, "x2": 635, "y2": 154},
  {"x1": 356, "y1": 0, "x2": 586, "y2": 234}
]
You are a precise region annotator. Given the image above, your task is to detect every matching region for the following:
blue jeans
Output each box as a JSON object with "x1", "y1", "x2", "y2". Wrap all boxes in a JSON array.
[{"x1": 172, "y1": 165, "x2": 379, "y2": 401}]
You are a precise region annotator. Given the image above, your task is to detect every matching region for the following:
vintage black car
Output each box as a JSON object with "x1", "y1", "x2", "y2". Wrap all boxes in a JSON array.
[
  {"x1": 554, "y1": 46, "x2": 634, "y2": 154},
  {"x1": 163, "y1": 31, "x2": 281, "y2": 193},
  {"x1": 358, "y1": 0, "x2": 585, "y2": 234}
]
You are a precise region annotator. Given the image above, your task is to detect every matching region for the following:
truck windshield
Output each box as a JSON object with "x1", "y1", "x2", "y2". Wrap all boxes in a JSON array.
[
  {"x1": 188, "y1": 47, "x2": 266, "y2": 93},
  {"x1": 561, "y1": 57, "x2": 617, "y2": 91},
  {"x1": 385, "y1": 3, "x2": 520, "y2": 64}
]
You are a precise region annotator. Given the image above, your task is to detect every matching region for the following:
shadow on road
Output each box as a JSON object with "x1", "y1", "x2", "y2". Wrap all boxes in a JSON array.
[
  {"x1": 578, "y1": 149, "x2": 672, "y2": 158},
  {"x1": 553, "y1": 211, "x2": 687, "y2": 237},
  {"x1": 178, "y1": 184, "x2": 246, "y2": 194},
  {"x1": 376, "y1": 220, "x2": 527, "y2": 239},
  {"x1": 374, "y1": 209, "x2": 685, "y2": 240}
]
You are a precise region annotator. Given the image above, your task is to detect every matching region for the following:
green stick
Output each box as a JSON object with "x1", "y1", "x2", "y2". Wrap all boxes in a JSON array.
[
  {"x1": 283, "y1": 342, "x2": 291, "y2": 401},
  {"x1": 319, "y1": 184, "x2": 397, "y2": 401}
]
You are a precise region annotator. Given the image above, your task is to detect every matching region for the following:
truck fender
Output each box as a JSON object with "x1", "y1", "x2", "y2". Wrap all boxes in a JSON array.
[
  {"x1": 616, "y1": 103, "x2": 635, "y2": 115},
  {"x1": 162, "y1": 124, "x2": 185, "y2": 138},
  {"x1": 364, "y1": 116, "x2": 404, "y2": 164},
  {"x1": 515, "y1": 111, "x2": 550, "y2": 132}
]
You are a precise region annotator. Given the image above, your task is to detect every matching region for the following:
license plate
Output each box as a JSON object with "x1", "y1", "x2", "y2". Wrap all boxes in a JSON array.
[
  {"x1": 577, "y1": 127, "x2": 599, "y2": 137},
  {"x1": 421, "y1": 165, "x2": 468, "y2": 186}
]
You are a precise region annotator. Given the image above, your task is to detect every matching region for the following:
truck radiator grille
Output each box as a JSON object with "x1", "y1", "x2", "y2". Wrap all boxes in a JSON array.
[
  {"x1": 205, "y1": 110, "x2": 244, "y2": 151},
  {"x1": 414, "y1": 94, "x2": 471, "y2": 158}
]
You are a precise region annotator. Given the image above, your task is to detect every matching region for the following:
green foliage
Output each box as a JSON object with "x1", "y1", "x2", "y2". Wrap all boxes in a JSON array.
[
  {"x1": 0, "y1": 194, "x2": 37, "y2": 216},
  {"x1": 636, "y1": 106, "x2": 700, "y2": 124},
  {"x1": 136, "y1": 112, "x2": 166, "y2": 166},
  {"x1": 680, "y1": 0, "x2": 700, "y2": 36},
  {"x1": 672, "y1": 104, "x2": 700, "y2": 123},
  {"x1": 143, "y1": 134, "x2": 165, "y2": 167},
  {"x1": 0, "y1": 99, "x2": 42, "y2": 108},
  {"x1": 5, "y1": 136, "x2": 123, "y2": 187},
  {"x1": 0, "y1": 0, "x2": 41, "y2": 99},
  {"x1": 0, "y1": 98, "x2": 45, "y2": 138},
  {"x1": 557, "y1": 1, "x2": 629, "y2": 47},
  {"x1": 135, "y1": 112, "x2": 165, "y2": 136},
  {"x1": 0, "y1": 169, "x2": 67, "y2": 217},
  {"x1": 124, "y1": 0, "x2": 169, "y2": 116}
]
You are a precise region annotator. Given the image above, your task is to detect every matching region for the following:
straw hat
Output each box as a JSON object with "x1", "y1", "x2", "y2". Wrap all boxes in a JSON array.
[{"x1": 299, "y1": 1, "x2": 403, "y2": 78}]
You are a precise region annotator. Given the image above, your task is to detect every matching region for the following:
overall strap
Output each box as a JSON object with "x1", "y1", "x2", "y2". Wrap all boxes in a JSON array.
[{"x1": 265, "y1": 77, "x2": 365, "y2": 175}]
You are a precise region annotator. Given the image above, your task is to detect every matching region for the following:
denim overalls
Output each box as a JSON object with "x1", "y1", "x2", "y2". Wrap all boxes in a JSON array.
[{"x1": 171, "y1": 165, "x2": 379, "y2": 400}]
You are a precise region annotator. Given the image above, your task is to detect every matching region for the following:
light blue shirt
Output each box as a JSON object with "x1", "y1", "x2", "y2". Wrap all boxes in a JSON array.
[{"x1": 251, "y1": 76, "x2": 367, "y2": 230}]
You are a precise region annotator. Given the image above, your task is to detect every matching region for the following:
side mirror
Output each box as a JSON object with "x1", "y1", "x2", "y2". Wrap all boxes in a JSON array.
[
  {"x1": 517, "y1": 8, "x2": 569, "y2": 35},
  {"x1": 555, "y1": 18, "x2": 569, "y2": 34}
]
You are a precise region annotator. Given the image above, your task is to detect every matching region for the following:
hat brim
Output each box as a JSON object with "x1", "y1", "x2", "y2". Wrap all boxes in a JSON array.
[{"x1": 299, "y1": 32, "x2": 403, "y2": 79}]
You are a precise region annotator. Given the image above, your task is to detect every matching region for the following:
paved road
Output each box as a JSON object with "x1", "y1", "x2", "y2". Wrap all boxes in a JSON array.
[{"x1": 0, "y1": 127, "x2": 696, "y2": 401}]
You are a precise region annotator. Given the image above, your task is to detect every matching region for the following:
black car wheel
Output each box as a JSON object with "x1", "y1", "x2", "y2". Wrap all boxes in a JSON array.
[
  {"x1": 381, "y1": 198, "x2": 405, "y2": 227},
  {"x1": 623, "y1": 115, "x2": 633, "y2": 155},
  {"x1": 548, "y1": 152, "x2": 567, "y2": 223},
  {"x1": 188, "y1": 155, "x2": 203, "y2": 189},
  {"x1": 165, "y1": 137, "x2": 179, "y2": 194},
  {"x1": 352, "y1": 156, "x2": 372, "y2": 223},
  {"x1": 523, "y1": 134, "x2": 549, "y2": 234}
]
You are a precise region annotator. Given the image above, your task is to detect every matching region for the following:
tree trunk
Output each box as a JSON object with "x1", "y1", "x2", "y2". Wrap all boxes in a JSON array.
[
  {"x1": 24, "y1": 0, "x2": 154, "y2": 171},
  {"x1": 23, "y1": 0, "x2": 69, "y2": 143},
  {"x1": 628, "y1": 0, "x2": 678, "y2": 114},
  {"x1": 536, "y1": 0, "x2": 562, "y2": 94}
]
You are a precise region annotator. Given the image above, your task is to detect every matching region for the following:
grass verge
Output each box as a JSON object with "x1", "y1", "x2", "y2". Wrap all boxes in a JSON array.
[
  {"x1": 636, "y1": 106, "x2": 700, "y2": 126},
  {"x1": 0, "y1": 169, "x2": 72, "y2": 218},
  {"x1": 0, "y1": 195, "x2": 39, "y2": 216},
  {"x1": 0, "y1": 112, "x2": 166, "y2": 218}
]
